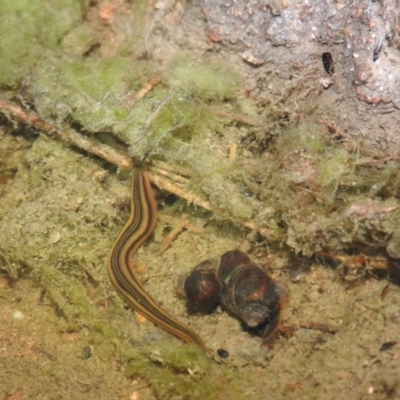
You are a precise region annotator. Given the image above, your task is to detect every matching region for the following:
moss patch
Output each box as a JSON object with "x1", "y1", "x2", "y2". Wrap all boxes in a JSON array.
[
  {"x1": 165, "y1": 55, "x2": 241, "y2": 101},
  {"x1": 124, "y1": 344, "x2": 217, "y2": 399},
  {"x1": 0, "y1": 0, "x2": 88, "y2": 87}
]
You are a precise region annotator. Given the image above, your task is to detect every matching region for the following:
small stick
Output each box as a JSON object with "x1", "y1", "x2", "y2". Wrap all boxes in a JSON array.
[
  {"x1": 0, "y1": 98, "x2": 131, "y2": 170},
  {"x1": 158, "y1": 220, "x2": 188, "y2": 253},
  {"x1": 123, "y1": 73, "x2": 162, "y2": 109}
]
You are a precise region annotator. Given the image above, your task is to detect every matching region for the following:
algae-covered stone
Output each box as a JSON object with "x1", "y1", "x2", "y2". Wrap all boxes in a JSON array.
[
  {"x1": 31, "y1": 56, "x2": 153, "y2": 136},
  {"x1": 61, "y1": 25, "x2": 98, "y2": 57},
  {"x1": 165, "y1": 56, "x2": 241, "y2": 100},
  {"x1": 0, "y1": 0, "x2": 88, "y2": 87},
  {"x1": 30, "y1": 53, "x2": 234, "y2": 167}
]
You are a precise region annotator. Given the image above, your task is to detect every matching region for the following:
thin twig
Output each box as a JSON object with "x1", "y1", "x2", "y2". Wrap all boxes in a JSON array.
[
  {"x1": 0, "y1": 98, "x2": 131, "y2": 170},
  {"x1": 158, "y1": 220, "x2": 188, "y2": 253},
  {"x1": 123, "y1": 73, "x2": 162, "y2": 109}
]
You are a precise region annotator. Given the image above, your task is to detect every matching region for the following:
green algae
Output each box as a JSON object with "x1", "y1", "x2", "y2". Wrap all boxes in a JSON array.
[
  {"x1": 61, "y1": 24, "x2": 98, "y2": 57},
  {"x1": 0, "y1": 0, "x2": 88, "y2": 87},
  {"x1": 164, "y1": 56, "x2": 241, "y2": 101},
  {"x1": 124, "y1": 344, "x2": 217, "y2": 400}
]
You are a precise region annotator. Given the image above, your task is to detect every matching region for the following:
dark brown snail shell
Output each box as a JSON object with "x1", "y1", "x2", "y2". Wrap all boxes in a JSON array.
[
  {"x1": 220, "y1": 262, "x2": 281, "y2": 328},
  {"x1": 183, "y1": 249, "x2": 288, "y2": 342},
  {"x1": 183, "y1": 257, "x2": 222, "y2": 314},
  {"x1": 219, "y1": 250, "x2": 286, "y2": 341},
  {"x1": 219, "y1": 250, "x2": 251, "y2": 281}
]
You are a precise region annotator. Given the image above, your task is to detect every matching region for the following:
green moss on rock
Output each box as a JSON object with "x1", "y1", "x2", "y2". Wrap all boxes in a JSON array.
[
  {"x1": 0, "y1": 0, "x2": 88, "y2": 87},
  {"x1": 165, "y1": 56, "x2": 241, "y2": 101},
  {"x1": 61, "y1": 24, "x2": 98, "y2": 56}
]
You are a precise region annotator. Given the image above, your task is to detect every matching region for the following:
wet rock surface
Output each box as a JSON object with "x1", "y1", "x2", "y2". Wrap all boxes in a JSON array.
[{"x1": 202, "y1": 0, "x2": 400, "y2": 108}]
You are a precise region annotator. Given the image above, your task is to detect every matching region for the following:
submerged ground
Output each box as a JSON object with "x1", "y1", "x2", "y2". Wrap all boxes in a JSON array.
[{"x1": 1, "y1": 1, "x2": 400, "y2": 399}]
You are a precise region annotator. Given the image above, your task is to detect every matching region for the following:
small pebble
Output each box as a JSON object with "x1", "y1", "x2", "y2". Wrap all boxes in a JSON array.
[
  {"x1": 217, "y1": 348, "x2": 229, "y2": 358},
  {"x1": 83, "y1": 346, "x2": 92, "y2": 359},
  {"x1": 12, "y1": 310, "x2": 24, "y2": 320},
  {"x1": 379, "y1": 341, "x2": 396, "y2": 352}
]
